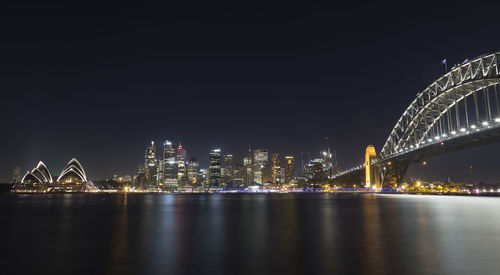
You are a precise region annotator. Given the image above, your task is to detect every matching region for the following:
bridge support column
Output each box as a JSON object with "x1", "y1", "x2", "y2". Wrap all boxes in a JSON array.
[{"x1": 365, "y1": 145, "x2": 379, "y2": 189}]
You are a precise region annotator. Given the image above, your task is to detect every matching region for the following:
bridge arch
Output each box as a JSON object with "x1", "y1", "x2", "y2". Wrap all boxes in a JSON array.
[{"x1": 380, "y1": 53, "x2": 500, "y2": 160}]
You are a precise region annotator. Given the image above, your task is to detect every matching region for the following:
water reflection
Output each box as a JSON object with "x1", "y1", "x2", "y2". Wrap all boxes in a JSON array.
[
  {"x1": 107, "y1": 194, "x2": 131, "y2": 274},
  {"x1": 361, "y1": 194, "x2": 385, "y2": 275},
  {"x1": 2, "y1": 193, "x2": 500, "y2": 274}
]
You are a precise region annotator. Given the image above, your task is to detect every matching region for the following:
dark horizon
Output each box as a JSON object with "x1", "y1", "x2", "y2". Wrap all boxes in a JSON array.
[{"x1": 2, "y1": 2, "x2": 500, "y2": 183}]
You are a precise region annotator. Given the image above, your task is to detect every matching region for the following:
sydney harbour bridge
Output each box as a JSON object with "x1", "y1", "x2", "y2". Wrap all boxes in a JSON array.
[{"x1": 332, "y1": 52, "x2": 500, "y2": 189}]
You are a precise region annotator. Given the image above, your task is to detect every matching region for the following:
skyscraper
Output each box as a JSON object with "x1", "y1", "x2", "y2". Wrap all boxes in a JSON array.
[
  {"x1": 253, "y1": 149, "x2": 268, "y2": 185},
  {"x1": 163, "y1": 139, "x2": 178, "y2": 190},
  {"x1": 187, "y1": 157, "x2": 199, "y2": 185},
  {"x1": 232, "y1": 164, "x2": 245, "y2": 188},
  {"x1": 156, "y1": 159, "x2": 163, "y2": 186},
  {"x1": 176, "y1": 142, "x2": 188, "y2": 186},
  {"x1": 208, "y1": 149, "x2": 222, "y2": 188},
  {"x1": 243, "y1": 154, "x2": 252, "y2": 186},
  {"x1": 272, "y1": 153, "x2": 280, "y2": 184},
  {"x1": 222, "y1": 154, "x2": 233, "y2": 187},
  {"x1": 284, "y1": 156, "x2": 295, "y2": 184},
  {"x1": 144, "y1": 141, "x2": 157, "y2": 190},
  {"x1": 11, "y1": 166, "x2": 21, "y2": 183},
  {"x1": 322, "y1": 147, "x2": 333, "y2": 180}
]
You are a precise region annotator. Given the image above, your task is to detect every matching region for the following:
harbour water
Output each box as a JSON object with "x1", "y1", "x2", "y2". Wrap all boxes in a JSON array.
[{"x1": 1, "y1": 193, "x2": 499, "y2": 274}]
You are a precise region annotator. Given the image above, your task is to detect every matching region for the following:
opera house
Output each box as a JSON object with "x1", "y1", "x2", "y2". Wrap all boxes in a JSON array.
[{"x1": 13, "y1": 158, "x2": 96, "y2": 192}]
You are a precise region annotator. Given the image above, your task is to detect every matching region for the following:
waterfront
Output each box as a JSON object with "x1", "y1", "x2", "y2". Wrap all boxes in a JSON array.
[{"x1": 1, "y1": 193, "x2": 500, "y2": 274}]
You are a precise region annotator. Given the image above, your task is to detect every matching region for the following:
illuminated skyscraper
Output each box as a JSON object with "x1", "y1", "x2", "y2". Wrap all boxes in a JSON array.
[
  {"x1": 310, "y1": 158, "x2": 325, "y2": 182},
  {"x1": 176, "y1": 142, "x2": 188, "y2": 186},
  {"x1": 253, "y1": 149, "x2": 268, "y2": 185},
  {"x1": 222, "y1": 154, "x2": 233, "y2": 187},
  {"x1": 156, "y1": 159, "x2": 163, "y2": 186},
  {"x1": 272, "y1": 153, "x2": 280, "y2": 184},
  {"x1": 187, "y1": 157, "x2": 199, "y2": 185},
  {"x1": 199, "y1": 169, "x2": 207, "y2": 186},
  {"x1": 208, "y1": 149, "x2": 222, "y2": 188},
  {"x1": 322, "y1": 147, "x2": 334, "y2": 180},
  {"x1": 163, "y1": 139, "x2": 178, "y2": 190},
  {"x1": 284, "y1": 156, "x2": 295, "y2": 184},
  {"x1": 243, "y1": 154, "x2": 252, "y2": 186},
  {"x1": 232, "y1": 164, "x2": 245, "y2": 187},
  {"x1": 11, "y1": 166, "x2": 21, "y2": 183},
  {"x1": 144, "y1": 141, "x2": 157, "y2": 189}
]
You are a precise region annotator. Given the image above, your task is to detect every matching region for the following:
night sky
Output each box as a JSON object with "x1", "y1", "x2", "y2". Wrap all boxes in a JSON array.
[{"x1": 2, "y1": 2, "x2": 500, "y2": 182}]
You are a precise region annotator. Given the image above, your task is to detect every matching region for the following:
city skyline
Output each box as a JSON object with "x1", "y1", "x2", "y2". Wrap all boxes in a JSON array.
[
  {"x1": 4, "y1": 3, "x2": 500, "y2": 275},
  {"x1": 2, "y1": 3, "x2": 500, "y2": 184}
]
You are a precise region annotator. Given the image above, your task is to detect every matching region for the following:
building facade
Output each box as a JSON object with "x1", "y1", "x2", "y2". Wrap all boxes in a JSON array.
[
  {"x1": 208, "y1": 149, "x2": 222, "y2": 188},
  {"x1": 284, "y1": 155, "x2": 295, "y2": 184},
  {"x1": 163, "y1": 139, "x2": 178, "y2": 190}
]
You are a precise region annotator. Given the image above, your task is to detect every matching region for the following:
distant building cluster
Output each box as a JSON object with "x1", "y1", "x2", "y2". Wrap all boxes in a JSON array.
[
  {"x1": 118, "y1": 139, "x2": 341, "y2": 191},
  {"x1": 8, "y1": 139, "x2": 343, "y2": 192}
]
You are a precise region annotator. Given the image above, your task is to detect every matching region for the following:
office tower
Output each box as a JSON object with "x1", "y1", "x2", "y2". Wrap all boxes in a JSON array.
[
  {"x1": 187, "y1": 157, "x2": 199, "y2": 185},
  {"x1": 222, "y1": 154, "x2": 233, "y2": 187},
  {"x1": 280, "y1": 167, "x2": 286, "y2": 185},
  {"x1": 243, "y1": 154, "x2": 252, "y2": 186},
  {"x1": 272, "y1": 153, "x2": 280, "y2": 184},
  {"x1": 284, "y1": 156, "x2": 295, "y2": 184},
  {"x1": 176, "y1": 141, "x2": 186, "y2": 161},
  {"x1": 156, "y1": 159, "x2": 163, "y2": 186},
  {"x1": 176, "y1": 142, "x2": 188, "y2": 186},
  {"x1": 262, "y1": 163, "x2": 272, "y2": 184},
  {"x1": 253, "y1": 149, "x2": 268, "y2": 185},
  {"x1": 163, "y1": 139, "x2": 178, "y2": 190},
  {"x1": 304, "y1": 163, "x2": 313, "y2": 179},
  {"x1": 322, "y1": 147, "x2": 334, "y2": 180},
  {"x1": 208, "y1": 149, "x2": 222, "y2": 188},
  {"x1": 310, "y1": 158, "x2": 325, "y2": 182},
  {"x1": 136, "y1": 164, "x2": 147, "y2": 190},
  {"x1": 199, "y1": 169, "x2": 207, "y2": 187},
  {"x1": 232, "y1": 164, "x2": 245, "y2": 188},
  {"x1": 144, "y1": 141, "x2": 157, "y2": 189},
  {"x1": 11, "y1": 166, "x2": 21, "y2": 183}
]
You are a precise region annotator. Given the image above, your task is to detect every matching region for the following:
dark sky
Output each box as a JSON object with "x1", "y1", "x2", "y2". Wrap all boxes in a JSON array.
[{"x1": 1, "y1": 2, "x2": 500, "y2": 182}]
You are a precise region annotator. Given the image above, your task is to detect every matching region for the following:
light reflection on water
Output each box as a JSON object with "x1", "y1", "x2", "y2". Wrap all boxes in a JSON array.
[{"x1": 1, "y1": 193, "x2": 500, "y2": 275}]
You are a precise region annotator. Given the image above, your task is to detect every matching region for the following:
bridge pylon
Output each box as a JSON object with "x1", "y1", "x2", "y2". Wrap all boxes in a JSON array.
[{"x1": 365, "y1": 145, "x2": 380, "y2": 189}]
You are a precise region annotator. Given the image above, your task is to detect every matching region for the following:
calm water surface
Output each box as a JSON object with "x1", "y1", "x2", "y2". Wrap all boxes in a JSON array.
[{"x1": 1, "y1": 193, "x2": 500, "y2": 275}]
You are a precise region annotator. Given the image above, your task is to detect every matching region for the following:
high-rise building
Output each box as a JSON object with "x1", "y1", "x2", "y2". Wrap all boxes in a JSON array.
[
  {"x1": 232, "y1": 164, "x2": 245, "y2": 188},
  {"x1": 187, "y1": 157, "x2": 199, "y2": 185},
  {"x1": 243, "y1": 154, "x2": 252, "y2": 186},
  {"x1": 253, "y1": 149, "x2": 268, "y2": 185},
  {"x1": 176, "y1": 142, "x2": 188, "y2": 186},
  {"x1": 284, "y1": 156, "x2": 295, "y2": 184},
  {"x1": 208, "y1": 149, "x2": 222, "y2": 188},
  {"x1": 136, "y1": 164, "x2": 147, "y2": 190},
  {"x1": 262, "y1": 163, "x2": 272, "y2": 184},
  {"x1": 310, "y1": 158, "x2": 325, "y2": 182},
  {"x1": 156, "y1": 159, "x2": 163, "y2": 186},
  {"x1": 222, "y1": 154, "x2": 233, "y2": 187},
  {"x1": 144, "y1": 141, "x2": 157, "y2": 190},
  {"x1": 11, "y1": 166, "x2": 21, "y2": 183},
  {"x1": 199, "y1": 169, "x2": 207, "y2": 186},
  {"x1": 272, "y1": 153, "x2": 280, "y2": 184},
  {"x1": 163, "y1": 139, "x2": 178, "y2": 190},
  {"x1": 322, "y1": 147, "x2": 334, "y2": 180}
]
